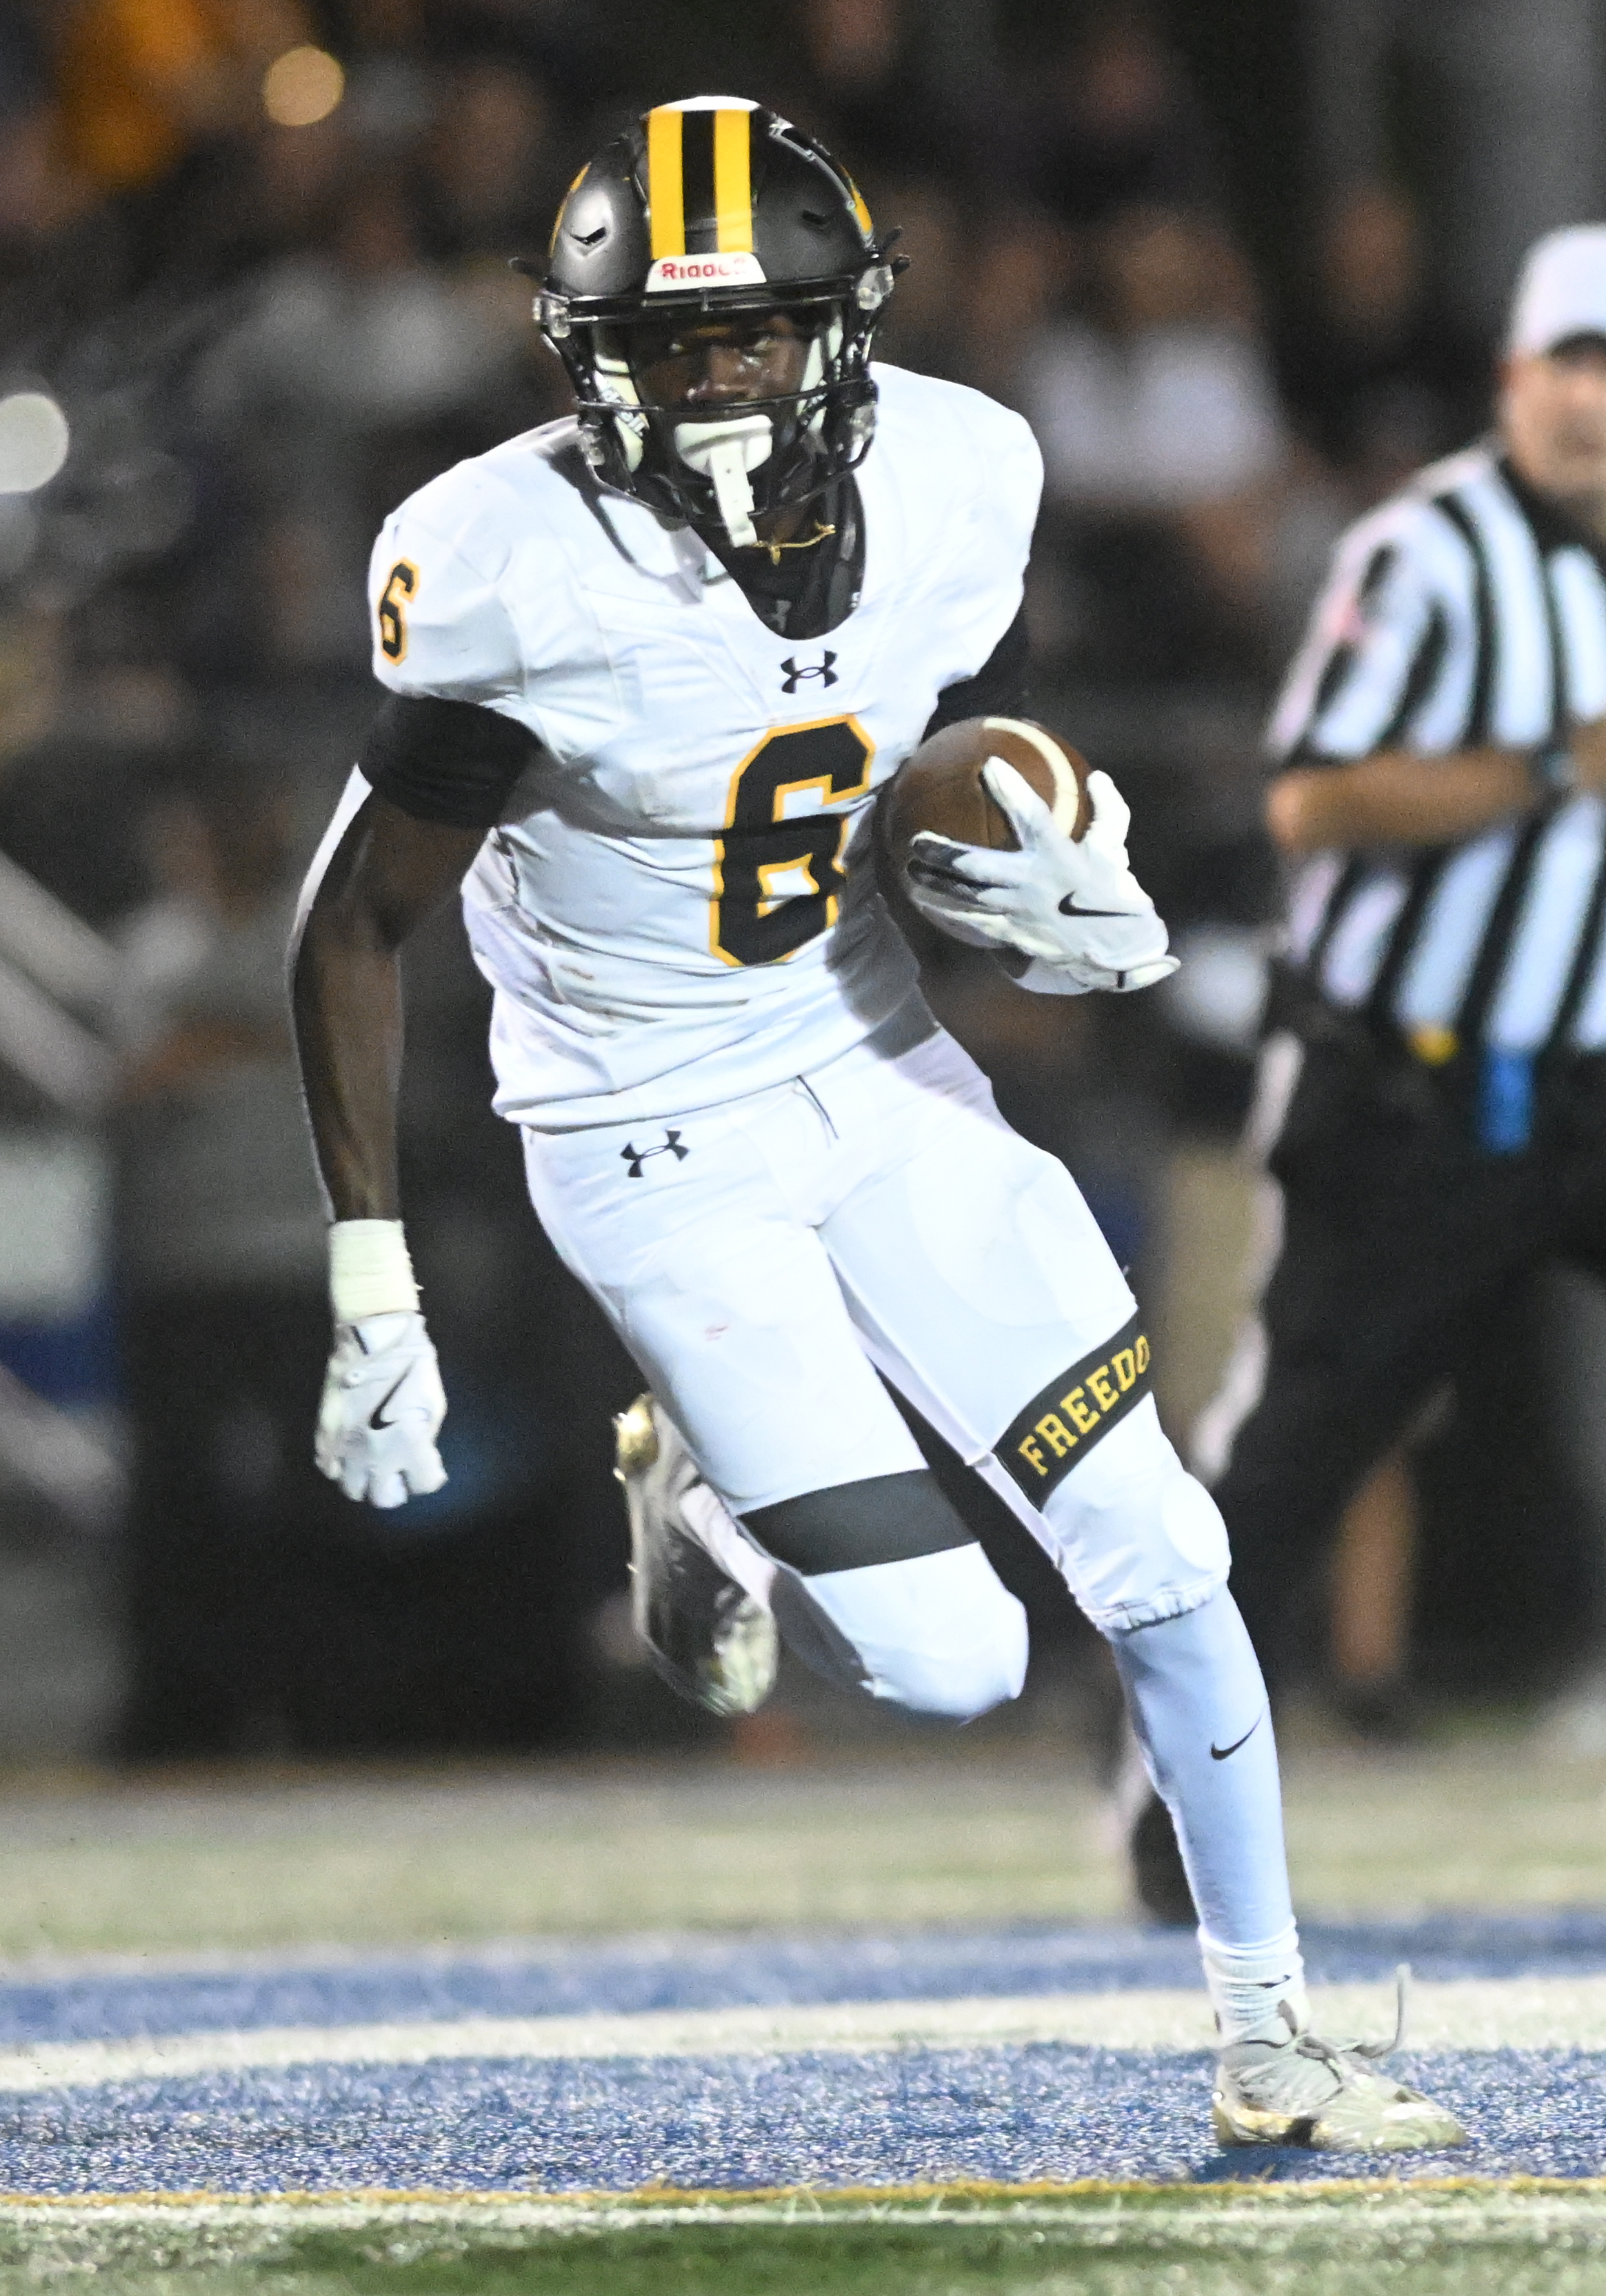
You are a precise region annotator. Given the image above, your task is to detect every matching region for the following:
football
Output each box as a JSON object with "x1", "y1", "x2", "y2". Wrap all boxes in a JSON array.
[{"x1": 883, "y1": 717, "x2": 1093, "y2": 874}]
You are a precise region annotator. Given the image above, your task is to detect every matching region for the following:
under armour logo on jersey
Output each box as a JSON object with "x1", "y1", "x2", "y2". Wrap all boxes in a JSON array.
[
  {"x1": 621, "y1": 1130, "x2": 690, "y2": 1179},
  {"x1": 780, "y1": 652, "x2": 838, "y2": 694}
]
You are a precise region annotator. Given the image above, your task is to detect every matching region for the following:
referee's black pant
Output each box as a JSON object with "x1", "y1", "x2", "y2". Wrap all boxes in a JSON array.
[{"x1": 1215, "y1": 1029, "x2": 1606, "y2": 1688}]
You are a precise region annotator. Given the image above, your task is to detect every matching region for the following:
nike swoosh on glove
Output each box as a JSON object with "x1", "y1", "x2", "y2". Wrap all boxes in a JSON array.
[
  {"x1": 905, "y1": 761, "x2": 1180, "y2": 991},
  {"x1": 315, "y1": 1310, "x2": 448, "y2": 1508}
]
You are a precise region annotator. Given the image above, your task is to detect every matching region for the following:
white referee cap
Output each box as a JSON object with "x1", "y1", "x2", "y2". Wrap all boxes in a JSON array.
[{"x1": 1509, "y1": 224, "x2": 1606, "y2": 355}]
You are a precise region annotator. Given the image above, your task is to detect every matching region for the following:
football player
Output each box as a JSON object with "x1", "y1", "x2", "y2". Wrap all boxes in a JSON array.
[{"x1": 290, "y1": 97, "x2": 1461, "y2": 2150}]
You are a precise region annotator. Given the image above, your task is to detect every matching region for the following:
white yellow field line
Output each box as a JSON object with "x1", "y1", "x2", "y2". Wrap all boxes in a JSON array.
[
  {"x1": 0, "y1": 1975, "x2": 1594, "y2": 2094},
  {"x1": 0, "y1": 2181, "x2": 1604, "y2": 2233}
]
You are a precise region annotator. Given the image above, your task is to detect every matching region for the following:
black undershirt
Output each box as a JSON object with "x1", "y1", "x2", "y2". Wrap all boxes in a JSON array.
[
  {"x1": 363, "y1": 524, "x2": 1031, "y2": 832},
  {"x1": 360, "y1": 692, "x2": 543, "y2": 832},
  {"x1": 920, "y1": 603, "x2": 1030, "y2": 737},
  {"x1": 701, "y1": 475, "x2": 866, "y2": 641}
]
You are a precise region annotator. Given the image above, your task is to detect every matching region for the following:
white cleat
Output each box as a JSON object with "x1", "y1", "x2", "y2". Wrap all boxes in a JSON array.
[
  {"x1": 614, "y1": 1394, "x2": 779, "y2": 1718},
  {"x1": 1213, "y1": 1974, "x2": 1467, "y2": 2153}
]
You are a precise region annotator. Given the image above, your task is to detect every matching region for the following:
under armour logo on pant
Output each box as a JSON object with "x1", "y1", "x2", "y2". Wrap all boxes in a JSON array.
[
  {"x1": 621, "y1": 1130, "x2": 690, "y2": 1179},
  {"x1": 780, "y1": 652, "x2": 837, "y2": 694}
]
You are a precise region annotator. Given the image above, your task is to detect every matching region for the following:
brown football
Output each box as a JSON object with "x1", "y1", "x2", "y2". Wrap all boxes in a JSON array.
[{"x1": 883, "y1": 717, "x2": 1093, "y2": 876}]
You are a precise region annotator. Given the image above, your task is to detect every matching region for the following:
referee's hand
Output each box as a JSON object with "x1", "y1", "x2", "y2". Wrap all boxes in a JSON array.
[{"x1": 1570, "y1": 713, "x2": 1606, "y2": 792}]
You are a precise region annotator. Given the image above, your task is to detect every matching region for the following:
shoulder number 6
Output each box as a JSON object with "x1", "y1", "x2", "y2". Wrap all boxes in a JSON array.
[{"x1": 378, "y1": 560, "x2": 419, "y2": 663}]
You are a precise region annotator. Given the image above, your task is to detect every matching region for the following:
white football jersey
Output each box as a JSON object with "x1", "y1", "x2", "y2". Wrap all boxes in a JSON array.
[{"x1": 367, "y1": 362, "x2": 1042, "y2": 1129}]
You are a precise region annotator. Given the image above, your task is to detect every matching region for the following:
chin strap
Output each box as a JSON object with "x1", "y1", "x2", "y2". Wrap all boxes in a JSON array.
[
  {"x1": 704, "y1": 443, "x2": 759, "y2": 548},
  {"x1": 673, "y1": 414, "x2": 773, "y2": 548}
]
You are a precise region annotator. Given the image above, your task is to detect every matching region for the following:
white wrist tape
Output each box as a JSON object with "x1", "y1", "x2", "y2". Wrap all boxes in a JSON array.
[{"x1": 329, "y1": 1220, "x2": 420, "y2": 1323}]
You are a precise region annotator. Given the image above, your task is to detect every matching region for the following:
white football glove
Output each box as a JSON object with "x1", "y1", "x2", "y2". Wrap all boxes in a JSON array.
[
  {"x1": 905, "y1": 761, "x2": 1181, "y2": 992},
  {"x1": 316, "y1": 1310, "x2": 448, "y2": 1509}
]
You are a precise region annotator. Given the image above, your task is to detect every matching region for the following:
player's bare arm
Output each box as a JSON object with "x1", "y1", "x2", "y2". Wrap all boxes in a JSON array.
[
  {"x1": 291, "y1": 792, "x2": 483, "y2": 1220},
  {"x1": 290, "y1": 791, "x2": 482, "y2": 1509}
]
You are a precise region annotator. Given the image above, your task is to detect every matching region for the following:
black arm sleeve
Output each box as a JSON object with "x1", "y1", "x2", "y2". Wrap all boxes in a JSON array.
[
  {"x1": 359, "y1": 694, "x2": 543, "y2": 830},
  {"x1": 920, "y1": 604, "x2": 1031, "y2": 740}
]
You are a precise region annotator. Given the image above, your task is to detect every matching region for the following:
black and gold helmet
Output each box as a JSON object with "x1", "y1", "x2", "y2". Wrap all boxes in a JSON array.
[{"x1": 524, "y1": 97, "x2": 902, "y2": 537}]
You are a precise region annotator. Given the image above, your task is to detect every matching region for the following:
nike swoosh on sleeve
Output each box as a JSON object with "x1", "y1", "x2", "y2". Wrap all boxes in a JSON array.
[
  {"x1": 1058, "y1": 897, "x2": 1127, "y2": 916},
  {"x1": 1209, "y1": 1713, "x2": 1264, "y2": 1761}
]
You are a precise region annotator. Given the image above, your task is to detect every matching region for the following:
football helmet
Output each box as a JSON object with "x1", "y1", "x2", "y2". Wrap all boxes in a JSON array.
[{"x1": 523, "y1": 96, "x2": 902, "y2": 544}]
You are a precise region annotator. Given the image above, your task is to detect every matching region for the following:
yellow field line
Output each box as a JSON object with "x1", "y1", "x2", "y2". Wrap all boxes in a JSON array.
[{"x1": 2, "y1": 2176, "x2": 1606, "y2": 2211}]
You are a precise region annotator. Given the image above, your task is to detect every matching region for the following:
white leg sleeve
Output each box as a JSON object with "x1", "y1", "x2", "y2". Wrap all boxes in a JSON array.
[
  {"x1": 1108, "y1": 1586, "x2": 1297, "y2": 1956},
  {"x1": 770, "y1": 1544, "x2": 1027, "y2": 1721}
]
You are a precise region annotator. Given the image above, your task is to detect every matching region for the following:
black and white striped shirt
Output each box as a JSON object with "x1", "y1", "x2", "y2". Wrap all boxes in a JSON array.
[{"x1": 1271, "y1": 443, "x2": 1606, "y2": 1064}]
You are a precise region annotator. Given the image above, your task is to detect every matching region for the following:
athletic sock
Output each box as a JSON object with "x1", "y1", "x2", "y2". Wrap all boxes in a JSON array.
[
  {"x1": 1198, "y1": 1922, "x2": 1309, "y2": 2046},
  {"x1": 1106, "y1": 1587, "x2": 1303, "y2": 2030}
]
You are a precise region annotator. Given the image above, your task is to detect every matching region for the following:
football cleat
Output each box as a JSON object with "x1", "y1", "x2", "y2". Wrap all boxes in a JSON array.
[
  {"x1": 1213, "y1": 1978, "x2": 1467, "y2": 2153},
  {"x1": 614, "y1": 1394, "x2": 779, "y2": 1717}
]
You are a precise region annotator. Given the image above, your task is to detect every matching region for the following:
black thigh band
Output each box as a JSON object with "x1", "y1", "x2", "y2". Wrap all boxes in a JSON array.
[
  {"x1": 996, "y1": 1310, "x2": 1152, "y2": 1504},
  {"x1": 742, "y1": 1469, "x2": 974, "y2": 1577}
]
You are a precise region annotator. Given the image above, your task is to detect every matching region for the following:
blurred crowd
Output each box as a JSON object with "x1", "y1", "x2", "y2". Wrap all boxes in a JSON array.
[
  {"x1": 0, "y1": 0, "x2": 1547, "y2": 1759},
  {"x1": 0, "y1": 0, "x2": 1492, "y2": 752}
]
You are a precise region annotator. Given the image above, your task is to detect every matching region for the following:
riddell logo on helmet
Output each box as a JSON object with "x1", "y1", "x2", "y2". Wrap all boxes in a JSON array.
[{"x1": 646, "y1": 252, "x2": 768, "y2": 291}]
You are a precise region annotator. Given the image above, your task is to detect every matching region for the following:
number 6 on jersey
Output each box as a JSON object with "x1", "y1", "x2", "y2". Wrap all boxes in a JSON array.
[{"x1": 711, "y1": 717, "x2": 874, "y2": 967}]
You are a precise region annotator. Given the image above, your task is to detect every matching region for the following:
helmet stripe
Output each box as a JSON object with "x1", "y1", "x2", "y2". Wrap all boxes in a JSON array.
[
  {"x1": 645, "y1": 106, "x2": 685, "y2": 257},
  {"x1": 841, "y1": 168, "x2": 873, "y2": 237},
  {"x1": 712, "y1": 108, "x2": 754, "y2": 252},
  {"x1": 550, "y1": 161, "x2": 588, "y2": 254},
  {"x1": 679, "y1": 109, "x2": 718, "y2": 252}
]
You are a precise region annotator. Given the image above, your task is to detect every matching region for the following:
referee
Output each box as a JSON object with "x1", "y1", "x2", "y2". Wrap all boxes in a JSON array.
[
  {"x1": 1133, "y1": 225, "x2": 1606, "y2": 1915},
  {"x1": 1221, "y1": 219, "x2": 1606, "y2": 1681}
]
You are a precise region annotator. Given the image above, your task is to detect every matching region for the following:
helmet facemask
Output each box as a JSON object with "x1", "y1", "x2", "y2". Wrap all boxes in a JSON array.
[{"x1": 552, "y1": 288, "x2": 884, "y2": 546}]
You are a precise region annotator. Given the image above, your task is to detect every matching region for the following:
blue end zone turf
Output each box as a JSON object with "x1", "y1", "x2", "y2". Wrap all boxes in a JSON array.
[
  {"x1": 0, "y1": 2048, "x2": 1594, "y2": 2193},
  {"x1": 8, "y1": 1911, "x2": 1606, "y2": 2046},
  {"x1": 1, "y1": 1916, "x2": 1605, "y2": 2199}
]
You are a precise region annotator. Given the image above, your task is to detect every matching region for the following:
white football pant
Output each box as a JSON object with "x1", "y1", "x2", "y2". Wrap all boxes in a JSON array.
[{"x1": 523, "y1": 996, "x2": 1230, "y2": 1719}]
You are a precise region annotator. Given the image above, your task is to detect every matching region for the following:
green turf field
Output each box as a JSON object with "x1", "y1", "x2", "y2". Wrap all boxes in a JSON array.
[{"x1": 5, "y1": 2189, "x2": 1606, "y2": 2295}]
